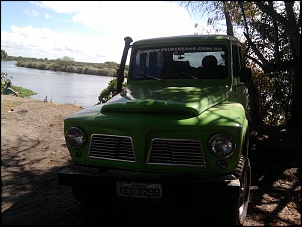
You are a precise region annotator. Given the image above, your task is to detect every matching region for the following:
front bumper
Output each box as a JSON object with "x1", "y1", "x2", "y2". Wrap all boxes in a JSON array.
[{"x1": 58, "y1": 164, "x2": 240, "y2": 203}]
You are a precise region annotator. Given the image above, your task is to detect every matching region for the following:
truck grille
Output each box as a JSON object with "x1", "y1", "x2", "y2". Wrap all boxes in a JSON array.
[
  {"x1": 88, "y1": 134, "x2": 135, "y2": 162},
  {"x1": 147, "y1": 138, "x2": 205, "y2": 167}
]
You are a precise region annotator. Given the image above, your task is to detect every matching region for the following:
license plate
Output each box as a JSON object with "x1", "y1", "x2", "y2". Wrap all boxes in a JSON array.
[{"x1": 116, "y1": 181, "x2": 162, "y2": 198}]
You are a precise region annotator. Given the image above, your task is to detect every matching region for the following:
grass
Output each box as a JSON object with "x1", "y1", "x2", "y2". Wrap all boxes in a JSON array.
[
  {"x1": 1, "y1": 85, "x2": 37, "y2": 98},
  {"x1": 13, "y1": 86, "x2": 37, "y2": 98},
  {"x1": 2, "y1": 72, "x2": 37, "y2": 98}
]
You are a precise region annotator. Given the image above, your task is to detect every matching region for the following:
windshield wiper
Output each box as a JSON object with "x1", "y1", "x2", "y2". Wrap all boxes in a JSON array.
[
  {"x1": 180, "y1": 71, "x2": 201, "y2": 80},
  {"x1": 136, "y1": 73, "x2": 164, "y2": 81}
]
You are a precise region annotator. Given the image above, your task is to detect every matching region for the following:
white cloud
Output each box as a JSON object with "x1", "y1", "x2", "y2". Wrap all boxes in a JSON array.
[
  {"x1": 2, "y1": 1, "x2": 204, "y2": 63},
  {"x1": 37, "y1": 1, "x2": 197, "y2": 37},
  {"x1": 32, "y1": 1, "x2": 81, "y2": 13},
  {"x1": 1, "y1": 24, "x2": 120, "y2": 62},
  {"x1": 24, "y1": 9, "x2": 39, "y2": 17}
]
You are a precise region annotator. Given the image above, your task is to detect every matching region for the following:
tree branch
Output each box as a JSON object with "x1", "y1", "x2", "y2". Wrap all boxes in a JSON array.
[
  {"x1": 285, "y1": 2, "x2": 300, "y2": 57},
  {"x1": 268, "y1": 2, "x2": 280, "y2": 63},
  {"x1": 243, "y1": 32, "x2": 269, "y2": 67},
  {"x1": 256, "y1": 2, "x2": 300, "y2": 57}
]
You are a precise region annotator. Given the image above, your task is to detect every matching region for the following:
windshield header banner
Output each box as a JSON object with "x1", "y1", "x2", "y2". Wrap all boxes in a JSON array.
[{"x1": 138, "y1": 46, "x2": 224, "y2": 54}]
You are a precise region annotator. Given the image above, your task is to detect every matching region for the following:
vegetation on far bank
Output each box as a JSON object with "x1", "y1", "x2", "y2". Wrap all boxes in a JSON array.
[{"x1": 2, "y1": 53, "x2": 128, "y2": 78}]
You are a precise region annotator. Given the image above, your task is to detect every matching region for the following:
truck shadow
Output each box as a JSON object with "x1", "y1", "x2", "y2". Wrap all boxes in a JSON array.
[{"x1": 73, "y1": 200, "x2": 216, "y2": 225}]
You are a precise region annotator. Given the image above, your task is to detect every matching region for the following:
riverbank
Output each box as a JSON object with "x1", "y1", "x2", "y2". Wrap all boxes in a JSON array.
[
  {"x1": 1, "y1": 61, "x2": 113, "y2": 107},
  {"x1": 1, "y1": 94, "x2": 83, "y2": 212}
]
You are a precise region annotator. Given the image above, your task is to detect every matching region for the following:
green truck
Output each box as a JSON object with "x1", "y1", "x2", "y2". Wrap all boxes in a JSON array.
[{"x1": 58, "y1": 35, "x2": 252, "y2": 225}]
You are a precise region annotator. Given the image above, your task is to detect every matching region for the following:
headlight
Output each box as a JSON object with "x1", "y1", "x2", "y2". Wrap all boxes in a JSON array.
[
  {"x1": 208, "y1": 133, "x2": 235, "y2": 158},
  {"x1": 65, "y1": 127, "x2": 86, "y2": 148}
]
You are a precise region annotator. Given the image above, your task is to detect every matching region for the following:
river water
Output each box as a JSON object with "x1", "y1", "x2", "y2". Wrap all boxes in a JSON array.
[{"x1": 1, "y1": 61, "x2": 114, "y2": 108}]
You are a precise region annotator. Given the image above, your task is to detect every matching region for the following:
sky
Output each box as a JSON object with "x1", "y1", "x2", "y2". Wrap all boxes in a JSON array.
[{"x1": 1, "y1": 1, "x2": 217, "y2": 64}]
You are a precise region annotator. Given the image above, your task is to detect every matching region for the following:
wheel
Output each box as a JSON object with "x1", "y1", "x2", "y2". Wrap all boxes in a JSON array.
[
  {"x1": 227, "y1": 155, "x2": 251, "y2": 225},
  {"x1": 192, "y1": 155, "x2": 251, "y2": 225}
]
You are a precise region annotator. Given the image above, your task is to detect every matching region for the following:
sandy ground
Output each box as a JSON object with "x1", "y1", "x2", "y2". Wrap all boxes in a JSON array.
[{"x1": 1, "y1": 94, "x2": 300, "y2": 225}]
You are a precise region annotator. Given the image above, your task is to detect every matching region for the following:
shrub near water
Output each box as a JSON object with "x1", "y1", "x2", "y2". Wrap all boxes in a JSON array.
[
  {"x1": 13, "y1": 86, "x2": 37, "y2": 98},
  {"x1": 1, "y1": 72, "x2": 36, "y2": 98}
]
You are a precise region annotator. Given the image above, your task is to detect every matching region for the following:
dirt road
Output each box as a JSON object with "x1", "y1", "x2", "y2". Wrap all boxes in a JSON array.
[{"x1": 1, "y1": 95, "x2": 300, "y2": 225}]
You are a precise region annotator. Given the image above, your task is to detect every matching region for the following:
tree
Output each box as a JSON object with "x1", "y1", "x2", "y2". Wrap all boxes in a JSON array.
[
  {"x1": 1, "y1": 50, "x2": 8, "y2": 61},
  {"x1": 181, "y1": 1, "x2": 300, "y2": 130},
  {"x1": 55, "y1": 56, "x2": 75, "y2": 71},
  {"x1": 98, "y1": 77, "x2": 126, "y2": 103},
  {"x1": 181, "y1": 1, "x2": 235, "y2": 35},
  {"x1": 252, "y1": 2, "x2": 300, "y2": 130}
]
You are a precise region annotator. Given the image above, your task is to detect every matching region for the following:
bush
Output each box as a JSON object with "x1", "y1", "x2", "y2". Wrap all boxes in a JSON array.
[{"x1": 1, "y1": 72, "x2": 36, "y2": 98}]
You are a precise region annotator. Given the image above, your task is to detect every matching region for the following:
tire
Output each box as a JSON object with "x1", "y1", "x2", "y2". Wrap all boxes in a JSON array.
[{"x1": 227, "y1": 155, "x2": 251, "y2": 225}]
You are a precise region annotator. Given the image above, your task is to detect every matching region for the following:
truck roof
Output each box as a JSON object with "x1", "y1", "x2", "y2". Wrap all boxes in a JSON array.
[{"x1": 131, "y1": 34, "x2": 241, "y2": 46}]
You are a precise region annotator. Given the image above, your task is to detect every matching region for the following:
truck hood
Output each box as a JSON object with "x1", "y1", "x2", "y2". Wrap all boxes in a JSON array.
[{"x1": 101, "y1": 85, "x2": 230, "y2": 117}]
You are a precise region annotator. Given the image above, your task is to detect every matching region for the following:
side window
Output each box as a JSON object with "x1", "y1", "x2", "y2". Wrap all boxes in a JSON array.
[
  {"x1": 133, "y1": 52, "x2": 162, "y2": 78},
  {"x1": 135, "y1": 52, "x2": 147, "y2": 75}
]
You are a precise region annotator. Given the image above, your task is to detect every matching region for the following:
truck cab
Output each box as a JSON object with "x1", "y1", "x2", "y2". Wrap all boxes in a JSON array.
[{"x1": 58, "y1": 35, "x2": 252, "y2": 225}]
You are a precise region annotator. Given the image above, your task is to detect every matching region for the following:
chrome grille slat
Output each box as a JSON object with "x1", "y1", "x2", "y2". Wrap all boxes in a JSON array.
[
  {"x1": 88, "y1": 134, "x2": 135, "y2": 162},
  {"x1": 147, "y1": 138, "x2": 205, "y2": 167}
]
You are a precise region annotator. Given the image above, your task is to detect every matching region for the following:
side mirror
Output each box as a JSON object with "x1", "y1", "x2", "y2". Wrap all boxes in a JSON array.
[{"x1": 239, "y1": 68, "x2": 251, "y2": 83}]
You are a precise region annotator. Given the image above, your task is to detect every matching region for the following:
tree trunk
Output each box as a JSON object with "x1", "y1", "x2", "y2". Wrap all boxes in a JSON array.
[
  {"x1": 222, "y1": 2, "x2": 234, "y2": 36},
  {"x1": 290, "y1": 65, "x2": 300, "y2": 131},
  {"x1": 284, "y1": 2, "x2": 300, "y2": 131},
  {"x1": 247, "y1": 78, "x2": 261, "y2": 125}
]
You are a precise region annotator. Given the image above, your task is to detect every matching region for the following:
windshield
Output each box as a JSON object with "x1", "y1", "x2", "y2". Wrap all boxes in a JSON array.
[{"x1": 131, "y1": 45, "x2": 228, "y2": 80}]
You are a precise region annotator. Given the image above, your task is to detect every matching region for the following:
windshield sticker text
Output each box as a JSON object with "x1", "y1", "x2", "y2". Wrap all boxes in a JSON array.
[{"x1": 138, "y1": 47, "x2": 223, "y2": 54}]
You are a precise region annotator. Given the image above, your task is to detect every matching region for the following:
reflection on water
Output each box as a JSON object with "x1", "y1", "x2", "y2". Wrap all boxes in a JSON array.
[{"x1": 1, "y1": 61, "x2": 113, "y2": 108}]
